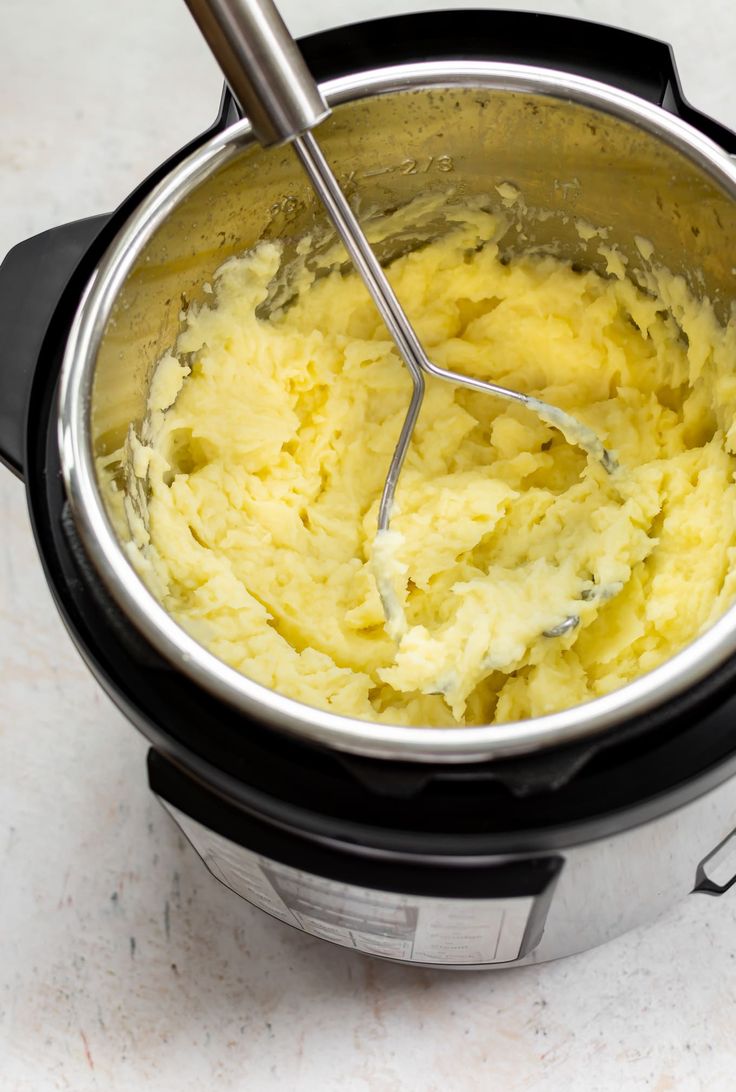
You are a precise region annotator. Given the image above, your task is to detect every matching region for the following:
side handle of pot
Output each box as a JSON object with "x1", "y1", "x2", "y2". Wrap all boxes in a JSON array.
[{"x1": 0, "y1": 215, "x2": 109, "y2": 480}]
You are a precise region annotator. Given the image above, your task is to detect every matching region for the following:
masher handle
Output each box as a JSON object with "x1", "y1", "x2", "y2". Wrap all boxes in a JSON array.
[{"x1": 183, "y1": 0, "x2": 329, "y2": 145}]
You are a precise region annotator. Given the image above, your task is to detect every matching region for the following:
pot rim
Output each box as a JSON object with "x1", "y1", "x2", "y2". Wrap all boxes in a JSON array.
[{"x1": 59, "y1": 59, "x2": 736, "y2": 763}]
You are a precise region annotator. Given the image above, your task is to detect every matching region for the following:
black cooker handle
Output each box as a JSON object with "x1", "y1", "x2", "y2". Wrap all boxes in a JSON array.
[{"x1": 0, "y1": 215, "x2": 109, "y2": 479}]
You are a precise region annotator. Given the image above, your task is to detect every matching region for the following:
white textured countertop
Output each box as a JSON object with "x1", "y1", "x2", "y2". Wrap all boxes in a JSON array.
[{"x1": 2, "y1": 1, "x2": 736, "y2": 1088}]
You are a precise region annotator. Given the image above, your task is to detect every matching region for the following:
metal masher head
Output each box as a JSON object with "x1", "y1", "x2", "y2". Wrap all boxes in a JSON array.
[{"x1": 184, "y1": 0, "x2": 619, "y2": 641}]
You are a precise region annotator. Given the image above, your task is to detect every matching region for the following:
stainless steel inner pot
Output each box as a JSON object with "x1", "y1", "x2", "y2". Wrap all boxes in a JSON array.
[{"x1": 59, "y1": 61, "x2": 736, "y2": 763}]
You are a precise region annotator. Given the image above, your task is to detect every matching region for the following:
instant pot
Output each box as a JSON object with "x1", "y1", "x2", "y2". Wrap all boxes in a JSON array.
[{"x1": 3, "y1": 11, "x2": 736, "y2": 968}]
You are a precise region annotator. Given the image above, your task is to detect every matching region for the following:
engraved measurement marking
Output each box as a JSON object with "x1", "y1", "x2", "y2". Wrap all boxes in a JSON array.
[
  {"x1": 266, "y1": 157, "x2": 456, "y2": 220},
  {"x1": 553, "y1": 177, "x2": 582, "y2": 199},
  {"x1": 360, "y1": 154, "x2": 454, "y2": 179},
  {"x1": 270, "y1": 195, "x2": 299, "y2": 216}
]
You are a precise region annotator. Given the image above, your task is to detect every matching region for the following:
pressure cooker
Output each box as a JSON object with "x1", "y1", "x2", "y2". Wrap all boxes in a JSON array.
[{"x1": 3, "y1": 10, "x2": 736, "y2": 968}]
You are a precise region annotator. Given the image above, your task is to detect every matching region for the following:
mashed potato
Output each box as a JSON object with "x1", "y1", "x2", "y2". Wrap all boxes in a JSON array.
[{"x1": 120, "y1": 201, "x2": 736, "y2": 727}]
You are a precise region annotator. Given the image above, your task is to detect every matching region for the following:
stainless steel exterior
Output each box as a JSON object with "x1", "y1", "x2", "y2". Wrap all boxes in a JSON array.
[
  {"x1": 161, "y1": 769, "x2": 736, "y2": 966},
  {"x1": 59, "y1": 62, "x2": 736, "y2": 763}
]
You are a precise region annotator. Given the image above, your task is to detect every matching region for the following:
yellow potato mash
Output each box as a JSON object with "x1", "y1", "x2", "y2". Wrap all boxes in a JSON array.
[{"x1": 120, "y1": 200, "x2": 736, "y2": 727}]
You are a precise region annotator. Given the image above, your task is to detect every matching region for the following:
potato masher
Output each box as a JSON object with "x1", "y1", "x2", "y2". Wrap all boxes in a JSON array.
[{"x1": 183, "y1": 0, "x2": 618, "y2": 639}]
